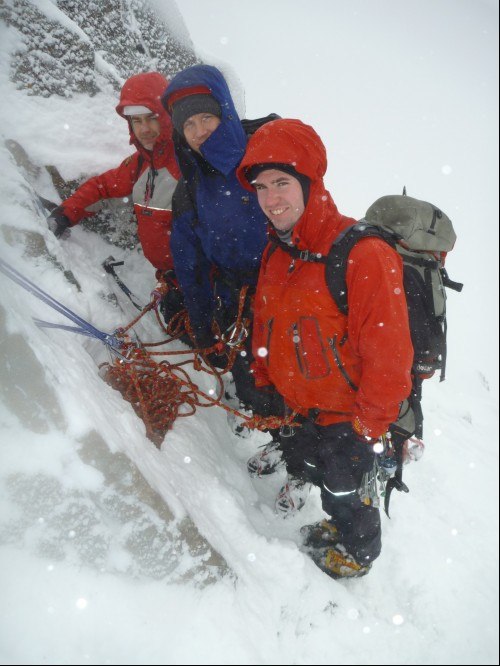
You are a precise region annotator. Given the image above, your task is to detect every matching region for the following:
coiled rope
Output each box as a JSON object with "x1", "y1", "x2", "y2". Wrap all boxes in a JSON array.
[{"x1": 101, "y1": 282, "x2": 297, "y2": 446}]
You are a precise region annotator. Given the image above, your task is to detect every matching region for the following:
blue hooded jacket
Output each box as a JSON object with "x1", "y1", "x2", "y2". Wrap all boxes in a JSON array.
[{"x1": 162, "y1": 65, "x2": 274, "y2": 343}]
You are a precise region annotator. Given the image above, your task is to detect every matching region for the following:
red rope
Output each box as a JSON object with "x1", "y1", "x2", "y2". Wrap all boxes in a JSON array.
[{"x1": 99, "y1": 287, "x2": 297, "y2": 447}]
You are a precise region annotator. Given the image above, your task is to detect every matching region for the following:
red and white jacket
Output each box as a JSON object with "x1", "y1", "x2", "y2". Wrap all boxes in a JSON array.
[
  {"x1": 237, "y1": 119, "x2": 414, "y2": 438},
  {"x1": 60, "y1": 72, "x2": 180, "y2": 271}
]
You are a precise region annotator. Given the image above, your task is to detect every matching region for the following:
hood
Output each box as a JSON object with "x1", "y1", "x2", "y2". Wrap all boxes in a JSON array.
[
  {"x1": 237, "y1": 118, "x2": 327, "y2": 187},
  {"x1": 237, "y1": 119, "x2": 350, "y2": 253},
  {"x1": 116, "y1": 72, "x2": 173, "y2": 153},
  {"x1": 162, "y1": 65, "x2": 247, "y2": 176}
]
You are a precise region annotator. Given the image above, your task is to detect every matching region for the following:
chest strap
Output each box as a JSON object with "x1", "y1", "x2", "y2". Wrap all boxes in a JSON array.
[{"x1": 268, "y1": 236, "x2": 327, "y2": 263}]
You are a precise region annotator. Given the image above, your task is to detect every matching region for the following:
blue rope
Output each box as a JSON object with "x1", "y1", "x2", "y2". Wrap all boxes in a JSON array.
[{"x1": 0, "y1": 257, "x2": 125, "y2": 356}]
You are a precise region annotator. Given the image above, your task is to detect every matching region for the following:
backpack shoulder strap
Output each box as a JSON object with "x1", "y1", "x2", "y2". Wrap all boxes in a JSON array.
[
  {"x1": 267, "y1": 223, "x2": 395, "y2": 314},
  {"x1": 324, "y1": 223, "x2": 396, "y2": 314}
]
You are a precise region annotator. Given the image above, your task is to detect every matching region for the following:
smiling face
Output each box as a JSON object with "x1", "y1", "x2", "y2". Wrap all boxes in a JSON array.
[
  {"x1": 253, "y1": 168, "x2": 306, "y2": 232},
  {"x1": 182, "y1": 112, "x2": 221, "y2": 153},
  {"x1": 129, "y1": 113, "x2": 161, "y2": 150}
]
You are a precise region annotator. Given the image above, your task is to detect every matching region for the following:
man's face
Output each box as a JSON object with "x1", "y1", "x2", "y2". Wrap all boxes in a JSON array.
[
  {"x1": 182, "y1": 113, "x2": 221, "y2": 153},
  {"x1": 253, "y1": 169, "x2": 306, "y2": 233},
  {"x1": 130, "y1": 113, "x2": 161, "y2": 150}
]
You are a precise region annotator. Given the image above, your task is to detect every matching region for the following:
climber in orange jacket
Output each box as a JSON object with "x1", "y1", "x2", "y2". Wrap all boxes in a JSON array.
[
  {"x1": 237, "y1": 118, "x2": 413, "y2": 579},
  {"x1": 47, "y1": 72, "x2": 183, "y2": 322}
]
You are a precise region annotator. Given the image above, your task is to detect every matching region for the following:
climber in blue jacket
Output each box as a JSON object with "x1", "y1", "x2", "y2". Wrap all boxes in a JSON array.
[{"x1": 162, "y1": 64, "x2": 282, "y2": 420}]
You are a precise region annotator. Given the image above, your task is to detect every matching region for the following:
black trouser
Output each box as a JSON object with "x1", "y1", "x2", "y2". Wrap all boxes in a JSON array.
[
  {"x1": 280, "y1": 419, "x2": 381, "y2": 565},
  {"x1": 229, "y1": 339, "x2": 285, "y2": 419}
]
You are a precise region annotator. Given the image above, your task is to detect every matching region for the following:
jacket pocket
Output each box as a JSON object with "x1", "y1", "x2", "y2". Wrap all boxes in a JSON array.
[
  {"x1": 291, "y1": 317, "x2": 331, "y2": 379},
  {"x1": 328, "y1": 335, "x2": 358, "y2": 391}
]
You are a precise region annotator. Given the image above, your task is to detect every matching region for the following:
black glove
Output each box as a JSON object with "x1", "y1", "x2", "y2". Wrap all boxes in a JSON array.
[
  {"x1": 204, "y1": 350, "x2": 227, "y2": 370},
  {"x1": 47, "y1": 206, "x2": 72, "y2": 239},
  {"x1": 162, "y1": 269, "x2": 179, "y2": 288},
  {"x1": 159, "y1": 286, "x2": 185, "y2": 321},
  {"x1": 193, "y1": 327, "x2": 216, "y2": 349},
  {"x1": 253, "y1": 384, "x2": 285, "y2": 418},
  {"x1": 194, "y1": 329, "x2": 227, "y2": 370}
]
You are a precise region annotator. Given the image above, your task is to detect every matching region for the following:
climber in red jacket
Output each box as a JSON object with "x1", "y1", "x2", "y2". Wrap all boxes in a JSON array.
[
  {"x1": 47, "y1": 72, "x2": 184, "y2": 323},
  {"x1": 237, "y1": 118, "x2": 413, "y2": 579}
]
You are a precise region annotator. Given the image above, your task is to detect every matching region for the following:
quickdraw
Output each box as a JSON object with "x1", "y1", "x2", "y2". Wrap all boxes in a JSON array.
[{"x1": 0, "y1": 257, "x2": 127, "y2": 359}]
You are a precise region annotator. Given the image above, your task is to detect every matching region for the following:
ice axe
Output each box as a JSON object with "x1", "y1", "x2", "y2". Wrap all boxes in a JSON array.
[{"x1": 102, "y1": 256, "x2": 144, "y2": 311}]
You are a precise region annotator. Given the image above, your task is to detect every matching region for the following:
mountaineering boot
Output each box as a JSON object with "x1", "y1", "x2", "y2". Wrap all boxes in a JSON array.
[
  {"x1": 300, "y1": 520, "x2": 372, "y2": 579},
  {"x1": 247, "y1": 438, "x2": 284, "y2": 476},
  {"x1": 301, "y1": 536, "x2": 372, "y2": 579},
  {"x1": 275, "y1": 476, "x2": 311, "y2": 516},
  {"x1": 304, "y1": 542, "x2": 372, "y2": 580},
  {"x1": 300, "y1": 519, "x2": 341, "y2": 549}
]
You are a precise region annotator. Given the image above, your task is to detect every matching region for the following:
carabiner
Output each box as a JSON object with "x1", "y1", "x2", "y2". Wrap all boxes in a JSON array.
[
  {"x1": 280, "y1": 424, "x2": 295, "y2": 438},
  {"x1": 223, "y1": 322, "x2": 248, "y2": 348}
]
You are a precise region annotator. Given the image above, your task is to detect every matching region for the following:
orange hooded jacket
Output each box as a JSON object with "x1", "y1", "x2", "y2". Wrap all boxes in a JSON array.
[
  {"x1": 60, "y1": 72, "x2": 180, "y2": 271},
  {"x1": 237, "y1": 119, "x2": 413, "y2": 438}
]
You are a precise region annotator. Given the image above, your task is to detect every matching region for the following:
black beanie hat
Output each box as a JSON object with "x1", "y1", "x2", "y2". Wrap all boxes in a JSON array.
[
  {"x1": 246, "y1": 162, "x2": 311, "y2": 205},
  {"x1": 171, "y1": 93, "x2": 222, "y2": 134}
]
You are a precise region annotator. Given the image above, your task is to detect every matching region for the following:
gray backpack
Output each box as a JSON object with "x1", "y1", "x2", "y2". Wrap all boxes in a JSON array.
[
  {"x1": 269, "y1": 192, "x2": 463, "y2": 438},
  {"x1": 362, "y1": 194, "x2": 462, "y2": 378},
  {"x1": 324, "y1": 193, "x2": 463, "y2": 439}
]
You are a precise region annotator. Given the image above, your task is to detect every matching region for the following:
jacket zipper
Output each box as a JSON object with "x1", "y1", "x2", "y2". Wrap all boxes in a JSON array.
[
  {"x1": 292, "y1": 324, "x2": 306, "y2": 375},
  {"x1": 265, "y1": 318, "x2": 274, "y2": 366},
  {"x1": 328, "y1": 335, "x2": 358, "y2": 391}
]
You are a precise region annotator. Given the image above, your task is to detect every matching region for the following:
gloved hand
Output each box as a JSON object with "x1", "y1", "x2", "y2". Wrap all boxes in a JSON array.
[
  {"x1": 193, "y1": 327, "x2": 217, "y2": 350},
  {"x1": 47, "y1": 206, "x2": 72, "y2": 239},
  {"x1": 151, "y1": 271, "x2": 184, "y2": 310},
  {"x1": 253, "y1": 384, "x2": 285, "y2": 418},
  {"x1": 204, "y1": 342, "x2": 228, "y2": 370},
  {"x1": 159, "y1": 288, "x2": 185, "y2": 317},
  {"x1": 150, "y1": 280, "x2": 169, "y2": 310},
  {"x1": 194, "y1": 329, "x2": 227, "y2": 370}
]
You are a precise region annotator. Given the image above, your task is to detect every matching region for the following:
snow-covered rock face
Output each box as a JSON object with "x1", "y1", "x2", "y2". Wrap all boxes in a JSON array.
[
  {"x1": 1, "y1": 0, "x2": 199, "y2": 96},
  {"x1": 1, "y1": 0, "x2": 200, "y2": 246},
  {"x1": 0, "y1": 0, "x2": 230, "y2": 589}
]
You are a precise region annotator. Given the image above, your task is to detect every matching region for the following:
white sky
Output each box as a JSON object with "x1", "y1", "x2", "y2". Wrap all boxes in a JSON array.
[
  {"x1": 178, "y1": 0, "x2": 500, "y2": 390},
  {"x1": 0, "y1": 1, "x2": 498, "y2": 664}
]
